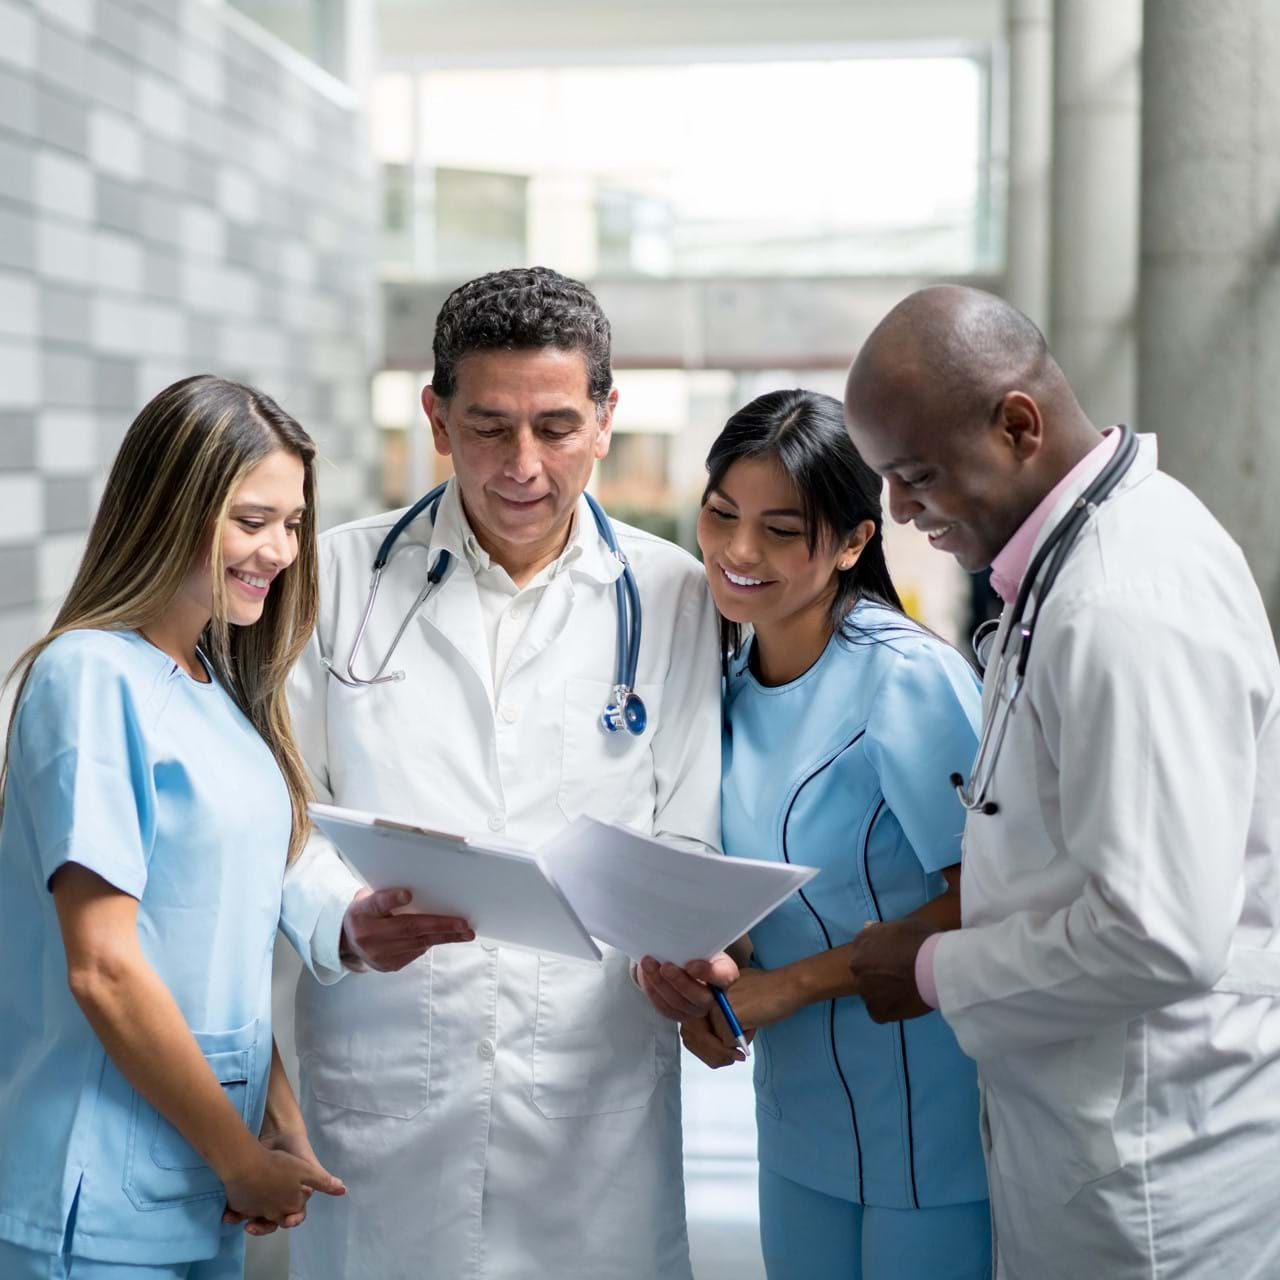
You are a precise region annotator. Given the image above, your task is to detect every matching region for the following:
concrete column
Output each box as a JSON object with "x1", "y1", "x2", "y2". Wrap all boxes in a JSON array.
[
  {"x1": 1050, "y1": 0, "x2": 1142, "y2": 425},
  {"x1": 1139, "y1": 1, "x2": 1280, "y2": 627},
  {"x1": 1004, "y1": 0, "x2": 1053, "y2": 329},
  {"x1": 316, "y1": 0, "x2": 376, "y2": 93}
]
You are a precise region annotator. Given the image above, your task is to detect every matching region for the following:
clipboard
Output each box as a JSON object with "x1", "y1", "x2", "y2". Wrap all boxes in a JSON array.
[{"x1": 309, "y1": 803, "x2": 602, "y2": 962}]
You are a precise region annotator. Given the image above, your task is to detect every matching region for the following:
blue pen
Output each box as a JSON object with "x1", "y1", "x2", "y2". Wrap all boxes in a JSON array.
[{"x1": 711, "y1": 986, "x2": 751, "y2": 1060}]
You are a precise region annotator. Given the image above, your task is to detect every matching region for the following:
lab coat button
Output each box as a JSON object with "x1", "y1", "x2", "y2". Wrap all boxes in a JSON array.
[
  {"x1": 500, "y1": 704, "x2": 518, "y2": 724},
  {"x1": 478, "y1": 1038, "x2": 495, "y2": 1061},
  {"x1": 487, "y1": 814, "x2": 505, "y2": 832}
]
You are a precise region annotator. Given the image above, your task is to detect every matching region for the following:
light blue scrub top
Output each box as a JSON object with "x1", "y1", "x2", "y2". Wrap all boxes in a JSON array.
[
  {"x1": 723, "y1": 603, "x2": 989, "y2": 1210},
  {"x1": 0, "y1": 629, "x2": 291, "y2": 1265}
]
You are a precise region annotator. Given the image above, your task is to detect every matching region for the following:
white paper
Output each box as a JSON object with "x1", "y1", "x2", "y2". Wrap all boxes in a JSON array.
[
  {"x1": 309, "y1": 803, "x2": 602, "y2": 962},
  {"x1": 310, "y1": 803, "x2": 819, "y2": 968},
  {"x1": 538, "y1": 817, "x2": 818, "y2": 963}
]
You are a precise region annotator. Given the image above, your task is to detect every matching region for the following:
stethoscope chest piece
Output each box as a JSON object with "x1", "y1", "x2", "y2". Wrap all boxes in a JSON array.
[{"x1": 601, "y1": 689, "x2": 647, "y2": 736}]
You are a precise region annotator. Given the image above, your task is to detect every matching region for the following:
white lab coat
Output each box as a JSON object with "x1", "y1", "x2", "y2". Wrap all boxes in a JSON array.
[
  {"x1": 935, "y1": 435, "x2": 1280, "y2": 1279},
  {"x1": 280, "y1": 482, "x2": 721, "y2": 1280}
]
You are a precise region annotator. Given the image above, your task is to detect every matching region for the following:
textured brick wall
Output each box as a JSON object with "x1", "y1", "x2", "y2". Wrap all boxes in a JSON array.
[{"x1": 0, "y1": 0, "x2": 379, "y2": 679}]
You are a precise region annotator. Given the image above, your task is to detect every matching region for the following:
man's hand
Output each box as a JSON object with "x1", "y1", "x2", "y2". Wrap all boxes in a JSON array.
[
  {"x1": 681, "y1": 1013, "x2": 753, "y2": 1068},
  {"x1": 635, "y1": 951, "x2": 740, "y2": 1021},
  {"x1": 341, "y1": 888, "x2": 474, "y2": 972},
  {"x1": 847, "y1": 919, "x2": 936, "y2": 1023}
]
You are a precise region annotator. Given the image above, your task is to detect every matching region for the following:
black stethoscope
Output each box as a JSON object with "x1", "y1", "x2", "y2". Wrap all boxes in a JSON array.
[
  {"x1": 952, "y1": 425, "x2": 1140, "y2": 816},
  {"x1": 322, "y1": 482, "x2": 648, "y2": 736}
]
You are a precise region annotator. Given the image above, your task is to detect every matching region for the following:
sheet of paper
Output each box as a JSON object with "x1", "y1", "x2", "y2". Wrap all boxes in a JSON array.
[
  {"x1": 309, "y1": 803, "x2": 602, "y2": 963},
  {"x1": 538, "y1": 817, "x2": 818, "y2": 963}
]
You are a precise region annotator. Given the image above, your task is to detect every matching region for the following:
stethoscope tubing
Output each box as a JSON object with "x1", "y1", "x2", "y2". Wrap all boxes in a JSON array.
[
  {"x1": 957, "y1": 425, "x2": 1140, "y2": 815},
  {"x1": 323, "y1": 482, "x2": 646, "y2": 734}
]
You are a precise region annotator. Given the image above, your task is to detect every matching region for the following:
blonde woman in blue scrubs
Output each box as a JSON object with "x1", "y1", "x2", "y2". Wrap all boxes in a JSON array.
[
  {"x1": 640, "y1": 390, "x2": 990, "y2": 1279},
  {"x1": 0, "y1": 377, "x2": 348, "y2": 1278}
]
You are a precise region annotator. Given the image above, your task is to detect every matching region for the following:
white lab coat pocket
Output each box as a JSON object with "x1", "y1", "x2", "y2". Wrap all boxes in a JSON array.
[
  {"x1": 123, "y1": 1020, "x2": 261, "y2": 1209},
  {"x1": 297, "y1": 960, "x2": 432, "y2": 1120},
  {"x1": 531, "y1": 950, "x2": 673, "y2": 1118},
  {"x1": 982, "y1": 1023, "x2": 1127, "y2": 1205},
  {"x1": 557, "y1": 679, "x2": 663, "y2": 826}
]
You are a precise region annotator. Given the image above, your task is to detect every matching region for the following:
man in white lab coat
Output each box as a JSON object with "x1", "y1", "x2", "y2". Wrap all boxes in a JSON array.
[
  {"x1": 280, "y1": 268, "x2": 726, "y2": 1279},
  {"x1": 843, "y1": 286, "x2": 1280, "y2": 1279}
]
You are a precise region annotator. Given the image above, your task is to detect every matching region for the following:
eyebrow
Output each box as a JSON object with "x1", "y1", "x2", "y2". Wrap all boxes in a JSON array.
[
  {"x1": 463, "y1": 405, "x2": 585, "y2": 423},
  {"x1": 708, "y1": 487, "x2": 804, "y2": 519},
  {"x1": 231, "y1": 503, "x2": 307, "y2": 515}
]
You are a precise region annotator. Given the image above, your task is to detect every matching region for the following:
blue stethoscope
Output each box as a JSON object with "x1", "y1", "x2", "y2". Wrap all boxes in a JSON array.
[{"x1": 322, "y1": 482, "x2": 648, "y2": 736}]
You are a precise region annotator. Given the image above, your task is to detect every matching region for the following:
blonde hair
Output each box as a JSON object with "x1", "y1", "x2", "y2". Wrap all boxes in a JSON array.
[{"x1": 1, "y1": 375, "x2": 320, "y2": 862}]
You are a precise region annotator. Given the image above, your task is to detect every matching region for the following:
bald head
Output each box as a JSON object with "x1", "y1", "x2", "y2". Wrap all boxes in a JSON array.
[
  {"x1": 843, "y1": 286, "x2": 1103, "y2": 573},
  {"x1": 849, "y1": 285, "x2": 1065, "y2": 432}
]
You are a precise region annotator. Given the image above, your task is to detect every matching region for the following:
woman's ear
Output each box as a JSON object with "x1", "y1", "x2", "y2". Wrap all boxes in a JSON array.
[{"x1": 836, "y1": 519, "x2": 877, "y2": 572}]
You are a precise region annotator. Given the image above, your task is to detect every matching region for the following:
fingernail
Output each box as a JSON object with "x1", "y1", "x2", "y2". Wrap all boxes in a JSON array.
[{"x1": 397, "y1": 891, "x2": 411, "y2": 906}]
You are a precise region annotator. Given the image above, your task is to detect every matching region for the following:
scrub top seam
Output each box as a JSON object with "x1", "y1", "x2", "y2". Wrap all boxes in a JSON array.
[
  {"x1": 860, "y1": 798, "x2": 922, "y2": 1210},
  {"x1": 782, "y1": 729, "x2": 866, "y2": 1205}
]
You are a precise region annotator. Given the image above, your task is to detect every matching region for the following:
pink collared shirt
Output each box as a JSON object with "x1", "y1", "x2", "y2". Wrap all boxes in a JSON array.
[
  {"x1": 914, "y1": 427, "x2": 1121, "y2": 1009},
  {"x1": 988, "y1": 428, "x2": 1122, "y2": 604}
]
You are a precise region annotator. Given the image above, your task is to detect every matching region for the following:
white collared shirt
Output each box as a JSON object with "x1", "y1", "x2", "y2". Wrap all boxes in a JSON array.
[{"x1": 461, "y1": 510, "x2": 582, "y2": 688}]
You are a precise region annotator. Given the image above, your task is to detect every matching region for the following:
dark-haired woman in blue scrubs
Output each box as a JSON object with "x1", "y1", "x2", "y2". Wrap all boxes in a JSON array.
[{"x1": 640, "y1": 389, "x2": 990, "y2": 1280}]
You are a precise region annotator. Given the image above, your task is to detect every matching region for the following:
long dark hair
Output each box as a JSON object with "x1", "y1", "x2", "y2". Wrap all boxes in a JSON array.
[{"x1": 703, "y1": 388, "x2": 905, "y2": 664}]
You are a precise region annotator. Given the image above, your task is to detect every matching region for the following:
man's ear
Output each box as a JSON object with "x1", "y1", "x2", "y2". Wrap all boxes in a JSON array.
[
  {"x1": 998, "y1": 391, "x2": 1044, "y2": 461},
  {"x1": 593, "y1": 387, "x2": 619, "y2": 461},
  {"x1": 422, "y1": 386, "x2": 453, "y2": 457}
]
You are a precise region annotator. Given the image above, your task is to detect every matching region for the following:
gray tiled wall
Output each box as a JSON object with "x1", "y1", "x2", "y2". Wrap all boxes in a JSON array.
[{"x1": 0, "y1": 0, "x2": 379, "y2": 678}]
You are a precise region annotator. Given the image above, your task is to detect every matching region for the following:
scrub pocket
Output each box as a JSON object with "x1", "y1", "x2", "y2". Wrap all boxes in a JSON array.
[
  {"x1": 556, "y1": 679, "x2": 663, "y2": 826},
  {"x1": 123, "y1": 1020, "x2": 261, "y2": 1210},
  {"x1": 532, "y1": 949, "x2": 676, "y2": 1118},
  {"x1": 752, "y1": 1026, "x2": 781, "y2": 1119}
]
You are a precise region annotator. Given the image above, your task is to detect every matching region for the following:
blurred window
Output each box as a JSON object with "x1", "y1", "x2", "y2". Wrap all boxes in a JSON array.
[{"x1": 371, "y1": 55, "x2": 991, "y2": 280}]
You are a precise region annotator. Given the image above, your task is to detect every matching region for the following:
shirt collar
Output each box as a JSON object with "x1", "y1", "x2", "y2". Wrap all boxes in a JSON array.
[{"x1": 988, "y1": 427, "x2": 1122, "y2": 605}]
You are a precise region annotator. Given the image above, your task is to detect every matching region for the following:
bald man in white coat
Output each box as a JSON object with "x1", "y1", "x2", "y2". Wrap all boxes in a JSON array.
[{"x1": 845, "y1": 286, "x2": 1280, "y2": 1280}]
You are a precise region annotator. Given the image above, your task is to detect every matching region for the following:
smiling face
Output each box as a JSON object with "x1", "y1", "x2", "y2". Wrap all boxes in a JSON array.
[
  {"x1": 423, "y1": 347, "x2": 615, "y2": 569},
  {"x1": 180, "y1": 447, "x2": 307, "y2": 627},
  {"x1": 844, "y1": 389, "x2": 1043, "y2": 574},
  {"x1": 697, "y1": 455, "x2": 867, "y2": 634}
]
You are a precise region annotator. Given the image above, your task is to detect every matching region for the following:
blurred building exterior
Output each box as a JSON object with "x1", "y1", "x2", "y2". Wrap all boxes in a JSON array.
[{"x1": 0, "y1": 0, "x2": 378, "y2": 678}]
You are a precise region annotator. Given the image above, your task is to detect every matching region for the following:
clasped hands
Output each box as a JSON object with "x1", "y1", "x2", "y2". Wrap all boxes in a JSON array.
[{"x1": 221, "y1": 1129, "x2": 344, "y2": 1238}]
